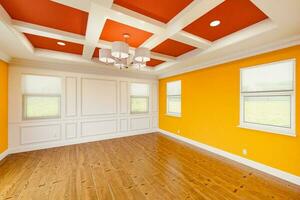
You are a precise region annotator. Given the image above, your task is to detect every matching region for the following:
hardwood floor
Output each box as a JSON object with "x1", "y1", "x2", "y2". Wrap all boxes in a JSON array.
[{"x1": 0, "y1": 133, "x2": 299, "y2": 200}]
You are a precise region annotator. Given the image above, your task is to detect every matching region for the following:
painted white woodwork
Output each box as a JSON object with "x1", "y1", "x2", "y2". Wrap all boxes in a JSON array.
[
  {"x1": 81, "y1": 78, "x2": 117, "y2": 116},
  {"x1": 8, "y1": 66, "x2": 158, "y2": 152},
  {"x1": 130, "y1": 117, "x2": 150, "y2": 131},
  {"x1": 119, "y1": 81, "x2": 128, "y2": 114},
  {"x1": 65, "y1": 123, "x2": 77, "y2": 139},
  {"x1": 120, "y1": 119, "x2": 128, "y2": 132},
  {"x1": 21, "y1": 124, "x2": 61, "y2": 144},
  {"x1": 65, "y1": 77, "x2": 77, "y2": 117}
]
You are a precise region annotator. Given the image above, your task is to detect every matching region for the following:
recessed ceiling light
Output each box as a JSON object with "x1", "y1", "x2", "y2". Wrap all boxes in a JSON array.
[
  {"x1": 210, "y1": 20, "x2": 221, "y2": 27},
  {"x1": 57, "y1": 41, "x2": 66, "y2": 46}
]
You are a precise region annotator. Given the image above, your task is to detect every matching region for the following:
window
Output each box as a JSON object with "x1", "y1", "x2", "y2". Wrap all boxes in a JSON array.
[
  {"x1": 167, "y1": 80, "x2": 181, "y2": 116},
  {"x1": 22, "y1": 75, "x2": 61, "y2": 120},
  {"x1": 130, "y1": 83, "x2": 149, "y2": 114},
  {"x1": 240, "y1": 59, "x2": 295, "y2": 136}
]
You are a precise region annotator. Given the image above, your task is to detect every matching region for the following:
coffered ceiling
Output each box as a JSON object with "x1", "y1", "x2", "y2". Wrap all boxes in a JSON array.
[{"x1": 0, "y1": 0, "x2": 299, "y2": 77}]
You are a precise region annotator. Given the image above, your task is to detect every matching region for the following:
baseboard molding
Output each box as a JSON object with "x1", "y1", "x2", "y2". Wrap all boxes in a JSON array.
[
  {"x1": 158, "y1": 129, "x2": 300, "y2": 186},
  {"x1": 9, "y1": 129, "x2": 155, "y2": 154},
  {"x1": 0, "y1": 149, "x2": 10, "y2": 162}
]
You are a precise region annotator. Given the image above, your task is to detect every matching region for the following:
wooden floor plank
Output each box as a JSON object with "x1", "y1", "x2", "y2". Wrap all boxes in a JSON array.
[{"x1": 0, "y1": 133, "x2": 299, "y2": 200}]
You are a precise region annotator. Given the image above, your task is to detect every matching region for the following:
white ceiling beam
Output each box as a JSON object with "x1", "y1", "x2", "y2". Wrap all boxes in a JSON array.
[
  {"x1": 51, "y1": 0, "x2": 90, "y2": 12},
  {"x1": 51, "y1": 0, "x2": 216, "y2": 51},
  {"x1": 82, "y1": 0, "x2": 113, "y2": 59},
  {"x1": 13, "y1": 20, "x2": 85, "y2": 44},
  {"x1": 155, "y1": 19, "x2": 277, "y2": 71},
  {"x1": 250, "y1": 0, "x2": 300, "y2": 27},
  {"x1": 0, "y1": 6, "x2": 34, "y2": 54},
  {"x1": 140, "y1": 0, "x2": 224, "y2": 49},
  {"x1": 12, "y1": 19, "x2": 175, "y2": 62},
  {"x1": 171, "y1": 31, "x2": 211, "y2": 49}
]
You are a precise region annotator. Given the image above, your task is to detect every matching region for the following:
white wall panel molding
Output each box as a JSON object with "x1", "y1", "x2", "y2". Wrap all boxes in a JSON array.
[
  {"x1": 65, "y1": 77, "x2": 77, "y2": 117},
  {"x1": 81, "y1": 119, "x2": 117, "y2": 137},
  {"x1": 119, "y1": 119, "x2": 128, "y2": 132},
  {"x1": 8, "y1": 66, "x2": 158, "y2": 151},
  {"x1": 130, "y1": 117, "x2": 151, "y2": 131},
  {"x1": 21, "y1": 124, "x2": 61, "y2": 145},
  {"x1": 81, "y1": 78, "x2": 118, "y2": 116},
  {"x1": 120, "y1": 81, "x2": 128, "y2": 114},
  {"x1": 65, "y1": 123, "x2": 77, "y2": 139}
]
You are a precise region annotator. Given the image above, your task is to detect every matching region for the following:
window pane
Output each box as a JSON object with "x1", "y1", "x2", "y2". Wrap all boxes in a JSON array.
[
  {"x1": 22, "y1": 75, "x2": 61, "y2": 95},
  {"x1": 167, "y1": 80, "x2": 181, "y2": 95},
  {"x1": 130, "y1": 83, "x2": 149, "y2": 96},
  {"x1": 168, "y1": 96, "x2": 181, "y2": 114},
  {"x1": 244, "y1": 96, "x2": 291, "y2": 128},
  {"x1": 131, "y1": 97, "x2": 148, "y2": 113},
  {"x1": 25, "y1": 96, "x2": 60, "y2": 119},
  {"x1": 241, "y1": 60, "x2": 294, "y2": 92}
]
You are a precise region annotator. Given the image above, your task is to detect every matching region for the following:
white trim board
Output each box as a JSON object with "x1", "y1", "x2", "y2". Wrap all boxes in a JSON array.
[
  {"x1": 0, "y1": 149, "x2": 10, "y2": 162},
  {"x1": 158, "y1": 129, "x2": 300, "y2": 186}
]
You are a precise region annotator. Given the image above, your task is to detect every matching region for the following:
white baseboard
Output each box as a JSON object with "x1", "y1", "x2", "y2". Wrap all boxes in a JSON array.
[
  {"x1": 9, "y1": 130, "x2": 154, "y2": 154},
  {"x1": 158, "y1": 129, "x2": 300, "y2": 186},
  {"x1": 0, "y1": 149, "x2": 10, "y2": 162}
]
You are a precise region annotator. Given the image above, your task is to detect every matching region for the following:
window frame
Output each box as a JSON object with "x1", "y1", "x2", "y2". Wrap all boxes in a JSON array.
[
  {"x1": 166, "y1": 80, "x2": 181, "y2": 117},
  {"x1": 130, "y1": 83, "x2": 150, "y2": 114},
  {"x1": 239, "y1": 59, "x2": 296, "y2": 137},
  {"x1": 22, "y1": 74, "x2": 62, "y2": 121},
  {"x1": 23, "y1": 94, "x2": 61, "y2": 120}
]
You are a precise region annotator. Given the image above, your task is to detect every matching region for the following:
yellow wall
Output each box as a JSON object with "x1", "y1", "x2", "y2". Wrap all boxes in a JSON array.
[
  {"x1": 159, "y1": 45, "x2": 300, "y2": 176},
  {"x1": 0, "y1": 60, "x2": 8, "y2": 154}
]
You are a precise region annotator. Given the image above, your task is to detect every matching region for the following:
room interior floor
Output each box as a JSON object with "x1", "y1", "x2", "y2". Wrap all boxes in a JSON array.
[{"x1": 0, "y1": 133, "x2": 299, "y2": 200}]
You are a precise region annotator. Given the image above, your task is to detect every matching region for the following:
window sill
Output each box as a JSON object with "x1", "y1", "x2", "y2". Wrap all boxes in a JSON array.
[
  {"x1": 165, "y1": 113, "x2": 181, "y2": 118},
  {"x1": 238, "y1": 123, "x2": 296, "y2": 137}
]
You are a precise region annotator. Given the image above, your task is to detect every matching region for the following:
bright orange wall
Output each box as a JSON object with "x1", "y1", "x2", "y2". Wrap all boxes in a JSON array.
[
  {"x1": 0, "y1": 60, "x2": 8, "y2": 154},
  {"x1": 159, "y1": 45, "x2": 300, "y2": 176}
]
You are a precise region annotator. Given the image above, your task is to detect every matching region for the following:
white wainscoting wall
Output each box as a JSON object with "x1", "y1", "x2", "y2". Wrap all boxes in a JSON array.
[{"x1": 8, "y1": 66, "x2": 158, "y2": 153}]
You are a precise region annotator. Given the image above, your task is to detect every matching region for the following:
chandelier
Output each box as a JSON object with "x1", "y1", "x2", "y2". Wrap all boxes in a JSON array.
[{"x1": 99, "y1": 33, "x2": 151, "y2": 71}]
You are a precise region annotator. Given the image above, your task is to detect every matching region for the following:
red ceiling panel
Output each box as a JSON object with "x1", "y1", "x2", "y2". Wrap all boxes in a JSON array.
[
  {"x1": 152, "y1": 39, "x2": 196, "y2": 57},
  {"x1": 100, "y1": 19, "x2": 153, "y2": 48},
  {"x1": 93, "y1": 48, "x2": 100, "y2": 58},
  {"x1": 0, "y1": 0, "x2": 88, "y2": 35},
  {"x1": 147, "y1": 59, "x2": 165, "y2": 67},
  {"x1": 183, "y1": 0, "x2": 268, "y2": 42},
  {"x1": 113, "y1": 0, "x2": 193, "y2": 23},
  {"x1": 24, "y1": 33, "x2": 83, "y2": 55}
]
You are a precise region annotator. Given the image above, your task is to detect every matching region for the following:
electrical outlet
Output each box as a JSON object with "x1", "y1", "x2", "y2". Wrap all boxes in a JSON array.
[
  {"x1": 177, "y1": 129, "x2": 180, "y2": 134},
  {"x1": 242, "y1": 149, "x2": 248, "y2": 156}
]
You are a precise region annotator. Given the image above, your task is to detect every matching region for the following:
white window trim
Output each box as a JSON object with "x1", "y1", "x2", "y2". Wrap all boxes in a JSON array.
[
  {"x1": 166, "y1": 80, "x2": 181, "y2": 117},
  {"x1": 129, "y1": 82, "x2": 150, "y2": 114},
  {"x1": 239, "y1": 59, "x2": 296, "y2": 137},
  {"x1": 166, "y1": 95, "x2": 181, "y2": 117},
  {"x1": 130, "y1": 95, "x2": 149, "y2": 114}
]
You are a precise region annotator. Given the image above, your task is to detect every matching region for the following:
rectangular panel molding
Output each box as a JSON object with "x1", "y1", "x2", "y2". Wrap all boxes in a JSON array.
[
  {"x1": 130, "y1": 117, "x2": 150, "y2": 131},
  {"x1": 81, "y1": 78, "x2": 117, "y2": 116},
  {"x1": 65, "y1": 77, "x2": 77, "y2": 117},
  {"x1": 21, "y1": 124, "x2": 61, "y2": 144},
  {"x1": 65, "y1": 123, "x2": 77, "y2": 139},
  {"x1": 81, "y1": 120, "x2": 117, "y2": 137},
  {"x1": 120, "y1": 119, "x2": 128, "y2": 132},
  {"x1": 120, "y1": 81, "x2": 128, "y2": 114}
]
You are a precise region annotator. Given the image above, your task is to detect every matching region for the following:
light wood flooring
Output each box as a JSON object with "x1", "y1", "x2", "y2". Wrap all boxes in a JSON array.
[{"x1": 0, "y1": 133, "x2": 300, "y2": 200}]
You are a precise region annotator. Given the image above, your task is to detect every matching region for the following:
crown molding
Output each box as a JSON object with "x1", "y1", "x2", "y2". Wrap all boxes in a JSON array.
[
  {"x1": 0, "y1": 50, "x2": 11, "y2": 63},
  {"x1": 158, "y1": 35, "x2": 300, "y2": 79},
  {"x1": 9, "y1": 58, "x2": 159, "y2": 80}
]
